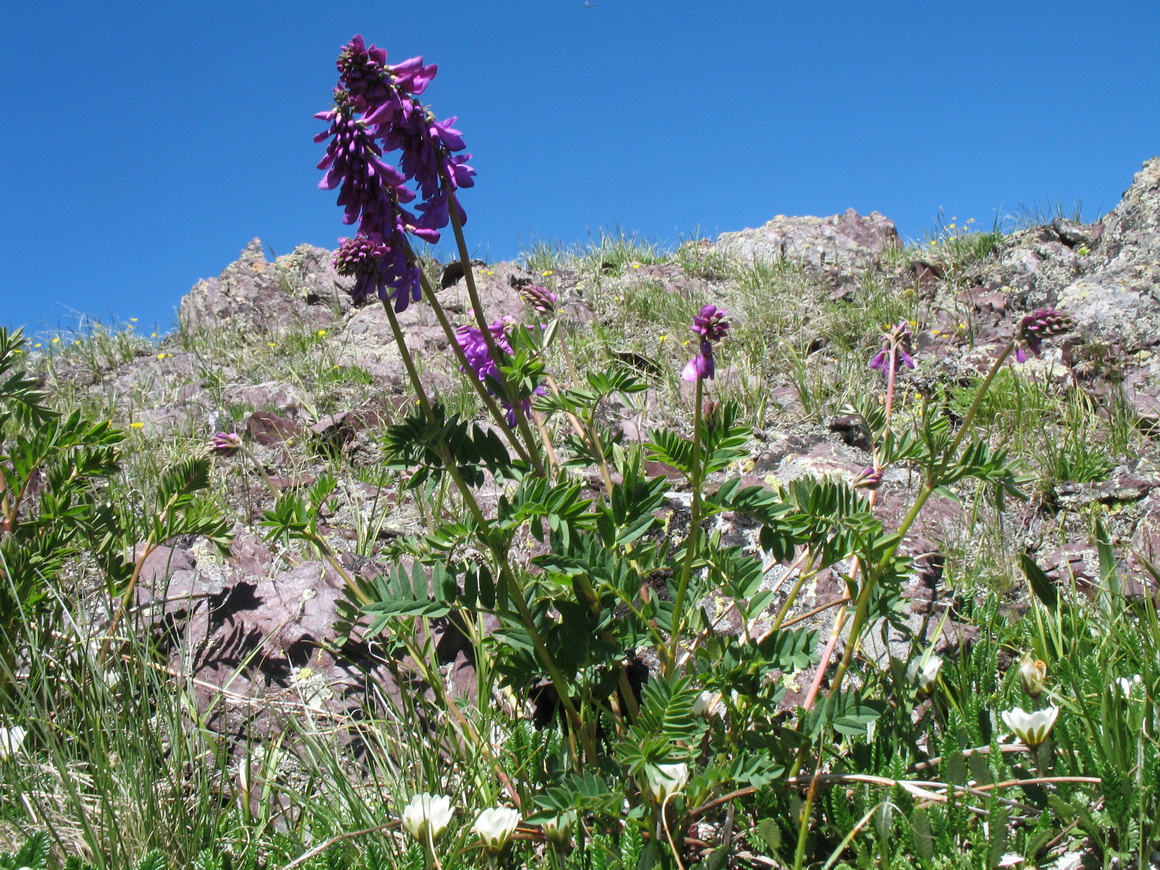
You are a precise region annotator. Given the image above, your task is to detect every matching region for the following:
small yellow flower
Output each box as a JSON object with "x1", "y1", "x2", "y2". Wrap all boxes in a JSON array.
[
  {"x1": 33, "y1": 343, "x2": 42, "y2": 348},
  {"x1": 51, "y1": 336, "x2": 60, "y2": 344},
  {"x1": 129, "y1": 317, "x2": 138, "y2": 322},
  {"x1": 631, "y1": 262, "x2": 641, "y2": 269},
  {"x1": 150, "y1": 332, "x2": 157, "y2": 338},
  {"x1": 541, "y1": 270, "x2": 554, "y2": 276},
  {"x1": 12, "y1": 349, "x2": 22, "y2": 355},
  {"x1": 130, "y1": 421, "x2": 144, "y2": 429},
  {"x1": 659, "y1": 334, "x2": 668, "y2": 343},
  {"x1": 157, "y1": 353, "x2": 169, "y2": 360},
  {"x1": 268, "y1": 341, "x2": 277, "y2": 348},
  {"x1": 316, "y1": 329, "x2": 327, "y2": 337}
]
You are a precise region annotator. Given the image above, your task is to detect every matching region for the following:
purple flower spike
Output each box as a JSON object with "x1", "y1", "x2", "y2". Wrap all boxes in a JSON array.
[
  {"x1": 317, "y1": 36, "x2": 475, "y2": 312},
  {"x1": 1013, "y1": 307, "x2": 1075, "y2": 363},
  {"x1": 518, "y1": 284, "x2": 558, "y2": 314},
  {"x1": 208, "y1": 431, "x2": 242, "y2": 453},
  {"x1": 870, "y1": 320, "x2": 916, "y2": 379},
  {"x1": 336, "y1": 35, "x2": 391, "y2": 109},
  {"x1": 682, "y1": 305, "x2": 729, "y2": 382},
  {"x1": 454, "y1": 321, "x2": 542, "y2": 425},
  {"x1": 456, "y1": 321, "x2": 511, "y2": 392},
  {"x1": 314, "y1": 104, "x2": 409, "y2": 227}
]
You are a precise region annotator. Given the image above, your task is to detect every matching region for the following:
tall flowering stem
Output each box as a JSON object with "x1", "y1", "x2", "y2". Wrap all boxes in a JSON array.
[
  {"x1": 667, "y1": 306, "x2": 729, "y2": 675},
  {"x1": 377, "y1": 296, "x2": 596, "y2": 760},
  {"x1": 869, "y1": 320, "x2": 915, "y2": 422},
  {"x1": 825, "y1": 315, "x2": 1067, "y2": 714},
  {"x1": 317, "y1": 35, "x2": 543, "y2": 473},
  {"x1": 445, "y1": 194, "x2": 546, "y2": 475},
  {"x1": 791, "y1": 314, "x2": 1073, "y2": 870},
  {"x1": 801, "y1": 321, "x2": 914, "y2": 710}
]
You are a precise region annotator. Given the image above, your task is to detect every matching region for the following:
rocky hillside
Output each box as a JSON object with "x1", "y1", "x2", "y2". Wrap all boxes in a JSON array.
[{"x1": 37, "y1": 156, "x2": 1160, "y2": 736}]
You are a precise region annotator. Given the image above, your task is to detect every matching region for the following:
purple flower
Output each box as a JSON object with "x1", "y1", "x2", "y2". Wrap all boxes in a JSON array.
[
  {"x1": 333, "y1": 234, "x2": 420, "y2": 310},
  {"x1": 208, "y1": 431, "x2": 242, "y2": 453},
  {"x1": 314, "y1": 101, "x2": 410, "y2": 228},
  {"x1": 691, "y1": 305, "x2": 730, "y2": 342},
  {"x1": 317, "y1": 37, "x2": 475, "y2": 313},
  {"x1": 1013, "y1": 307, "x2": 1075, "y2": 363},
  {"x1": 681, "y1": 340, "x2": 716, "y2": 382},
  {"x1": 518, "y1": 284, "x2": 558, "y2": 314},
  {"x1": 456, "y1": 321, "x2": 511, "y2": 392},
  {"x1": 335, "y1": 35, "x2": 391, "y2": 109},
  {"x1": 682, "y1": 305, "x2": 730, "y2": 381},
  {"x1": 854, "y1": 466, "x2": 883, "y2": 490},
  {"x1": 869, "y1": 320, "x2": 916, "y2": 378},
  {"x1": 454, "y1": 321, "x2": 543, "y2": 425}
]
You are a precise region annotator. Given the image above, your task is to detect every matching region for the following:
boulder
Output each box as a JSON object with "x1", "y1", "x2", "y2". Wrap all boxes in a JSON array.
[
  {"x1": 179, "y1": 239, "x2": 338, "y2": 337},
  {"x1": 711, "y1": 208, "x2": 899, "y2": 275}
]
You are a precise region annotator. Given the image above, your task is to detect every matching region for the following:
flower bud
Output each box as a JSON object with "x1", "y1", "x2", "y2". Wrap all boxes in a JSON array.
[
  {"x1": 908, "y1": 656, "x2": 942, "y2": 694},
  {"x1": 541, "y1": 811, "x2": 575, "y2": 854},
  {"x1": 1018, "y1": 656, "x2": 1047, "y2": 699},
  {"x1": 644, "y1": 762, "x2": 689, "y2": 804},
  {"x1": 208, "y1": 431, "x2": 243, "y2": 453},
  {"x1": 517, "y1": 283, "x2": 558, "y2": 314},
  {"x1": 0, "y1": 725, "x2": 27, "y2": 760},
  {"x1": 692, "y1": 690, "x2": 723, "y2": 717},
  {"x1": 1013, "y1": 307, "x2": 1075, "y2": 362}
]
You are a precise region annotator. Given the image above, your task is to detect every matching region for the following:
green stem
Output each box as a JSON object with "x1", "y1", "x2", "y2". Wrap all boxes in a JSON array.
[
  {"x1": 557, "y1": 332, "x2": 615, "y2": 493},
  {"x1": 825, "y1": 339, "x2": 1017, "y2": 699},
  {"x1": 764, "y1": 550, "x2": 816, "y2": 638},
  {"x1": 446, "y1": 194, "x2": 547, "y2": 475},
  {"x1": 667, "y1": 377, "x2": 704, "y2": 675},
  {"x1": 415, "y1": 268, "x2": 534, "y2": 468},
  {"x1": 791, "y1": 761, "x2": 823, "y2": 870},
  {"x1": 380, "y1": 297, "x2": 597, "y2": 761}
]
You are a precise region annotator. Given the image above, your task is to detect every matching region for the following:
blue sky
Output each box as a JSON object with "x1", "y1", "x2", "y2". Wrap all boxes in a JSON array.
[{"x1": 2, "y1": 1, "x2": 1157, "y2": 335}]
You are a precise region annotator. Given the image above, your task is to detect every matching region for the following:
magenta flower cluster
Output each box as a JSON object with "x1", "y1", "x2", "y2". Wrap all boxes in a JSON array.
[
  {"x1": 316, "y1": 35, "x2": 475, "y2": 311},
  {"x1": 455, "y1": 321, "x2": 539, "y2": 425},
  {"x1": 207, "y1": 431, "x2": 242, "y2": 453},
  {"x1": 518, "y1": 284, "x2": 558, "y2": 314},
  {"x1": 1013, "y1": 307, "x2": 1075, "y2": 363},
  {"x1": 869, "y1": 320, "x2": 916, "y2": 379},
  {"x1": 682, "y1": 305, "x2": 730, "y2": 382}
]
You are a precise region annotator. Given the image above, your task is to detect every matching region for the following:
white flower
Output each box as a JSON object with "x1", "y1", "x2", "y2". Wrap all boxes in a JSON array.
[
  {"x1": 907, "y1": 656, "x2": 942, "y2": 693},
  {"x1": 1001, "y1": 706, "x2": 1059, "y2": 747},
  {"x1": 645, "y1": 762, "x2": 689, "y2": 804},
  {"x1": 692, "y1": 690, "x2": 723, "y2": 717},
  {"x1": 401, "y1": 793, "x2": 454, "y2": 843},
  {"x1": 472, "y1": 806, "x2": 520, "y2": 852},
  {"x1": 0, "y1": 725, "x2": 27, "y2": 760}
]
